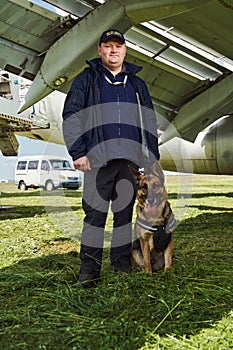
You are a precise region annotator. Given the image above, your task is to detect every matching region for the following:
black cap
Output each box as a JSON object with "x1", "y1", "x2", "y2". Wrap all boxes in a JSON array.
[{"x1": 99, "y1": 29, "x2": 125, "y2": 45}]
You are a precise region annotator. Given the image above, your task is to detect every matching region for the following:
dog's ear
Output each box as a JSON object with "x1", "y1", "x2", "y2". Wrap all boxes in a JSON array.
[
  {"x1": 152, "y1": 161, "x2": 165, "y2": 184},
  {"x1": 128, "y1": 166, "x2": 141, "y2": 182}
]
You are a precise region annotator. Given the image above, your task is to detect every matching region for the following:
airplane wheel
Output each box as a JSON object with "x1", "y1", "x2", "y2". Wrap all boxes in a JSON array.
[
  {"x1": 45, "y1": 180, "x2": 54, "y2": 191},
  {"x1": 19, "y1": 181, "x2": 27, "y2": 191}
]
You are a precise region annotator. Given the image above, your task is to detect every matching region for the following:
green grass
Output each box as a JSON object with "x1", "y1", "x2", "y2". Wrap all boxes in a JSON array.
[{"x1": 0, "y1": 175, "x2": 232, "y2": 350}]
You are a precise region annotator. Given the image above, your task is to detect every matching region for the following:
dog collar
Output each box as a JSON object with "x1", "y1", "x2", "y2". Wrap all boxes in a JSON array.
[
  {"x1": 135, "y1": 203, "x2": 177, "y2": 233},
  {"x1": 136, "y1": 217, "x2": 166, "y2": 233}
]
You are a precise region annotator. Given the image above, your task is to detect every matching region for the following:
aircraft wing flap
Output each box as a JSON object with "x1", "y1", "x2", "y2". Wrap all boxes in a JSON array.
[
  {"x1": 156, "y1": 1, "x2": 233, "y2": 63},
  {"x1": 159, "y1": 72, "x2": 233, "y2": 144},
  {"x1": 0, "y1": 0, "x2": 77, "y2": 79},
  {"x1": 45, "y1": 0, "x2": 95, "y2": 17}
]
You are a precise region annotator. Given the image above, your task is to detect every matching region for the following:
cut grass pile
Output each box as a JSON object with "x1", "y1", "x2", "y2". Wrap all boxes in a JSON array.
[{"x1": 0, "y1": 175, "x2": 232, "y2": 350}]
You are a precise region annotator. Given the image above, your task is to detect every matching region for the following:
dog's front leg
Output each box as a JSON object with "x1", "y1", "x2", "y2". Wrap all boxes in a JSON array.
[
  {"x1": 140, "y1": 238, "x2": 152, "y2": 275},
  {"x1": 164, "y1": 235, "x2": 173, "y2": 271}
]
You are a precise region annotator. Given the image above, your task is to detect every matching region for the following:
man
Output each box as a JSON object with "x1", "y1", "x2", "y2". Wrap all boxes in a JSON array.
[{"x1": 62, "y1": 29, "x2": 159, "y2": 288}]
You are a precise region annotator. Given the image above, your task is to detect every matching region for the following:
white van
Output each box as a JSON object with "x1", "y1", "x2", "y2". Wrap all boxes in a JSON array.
[{"x1": 15, "y1": 155, "x2": 82, "y2": 191}]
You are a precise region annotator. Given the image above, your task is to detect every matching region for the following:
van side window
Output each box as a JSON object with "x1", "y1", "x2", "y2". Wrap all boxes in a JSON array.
[
  {"x1": 28, "y1": 160, "x2": 39, "y2": 170},
  {"x1": 17, "y1": 161, "x2": 27, "y2": 170},
  {"x1": 41, "y1": 160, "x2": 50, "y2": 171}
]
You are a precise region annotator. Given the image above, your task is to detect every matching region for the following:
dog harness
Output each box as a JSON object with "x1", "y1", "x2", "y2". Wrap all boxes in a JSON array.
[{"x1": 135, "y1": 202, "x2": 177, "y2": 252}]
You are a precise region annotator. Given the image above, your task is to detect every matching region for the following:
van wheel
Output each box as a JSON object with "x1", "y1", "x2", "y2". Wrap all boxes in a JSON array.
[
  {"x1": 19, "y1": 181, "x2": 27, "y2": 191},
  {"x1": 45, "y1": 180, "x2": 54, "y2": 191}
]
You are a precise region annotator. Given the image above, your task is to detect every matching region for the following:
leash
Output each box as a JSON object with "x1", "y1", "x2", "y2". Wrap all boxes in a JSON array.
[{"x1": 136, "y1": 92, "x2": 150, "y2": 160}]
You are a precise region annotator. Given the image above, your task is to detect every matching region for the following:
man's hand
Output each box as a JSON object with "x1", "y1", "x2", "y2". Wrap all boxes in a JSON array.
[{"x1": 73, "y1": 156, "x2": 91, "y2": 171}]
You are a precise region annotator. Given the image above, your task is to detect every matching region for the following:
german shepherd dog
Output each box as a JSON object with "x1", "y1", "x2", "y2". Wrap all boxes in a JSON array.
[{"x1": 129, "y1": 161, "x2": 176, "y2": 275}]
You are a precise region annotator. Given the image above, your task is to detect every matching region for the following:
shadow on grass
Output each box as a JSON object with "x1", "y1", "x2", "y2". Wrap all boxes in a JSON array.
[
  {"x1": 0, "y1": 204, "x2": 83, "y2": 220},
  {"x1": 0, "y1": 188, "x2": 83, "y2": 220},
  {"x1": 168, "y1": 192, "x2": 233, "y2": 199},
  {"x1": 0, "y1": 188, "x2": 83, "y2": 198},
  {"x1": 188, "y1": 204, "x2": 233, "y2": 211},
  {"x1": 0, "y1": 212, "x2": 232, "y2": 350}
]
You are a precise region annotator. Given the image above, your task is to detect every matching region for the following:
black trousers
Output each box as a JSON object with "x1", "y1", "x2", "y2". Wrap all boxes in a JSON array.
[{"x1": 79, "y1": 159, "x2": 138, "y2": 277}]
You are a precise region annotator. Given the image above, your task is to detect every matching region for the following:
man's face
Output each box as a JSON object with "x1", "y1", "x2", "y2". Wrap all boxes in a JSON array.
[{"x1": 98, "y1": 38, "x2": 126, "y2": 72}]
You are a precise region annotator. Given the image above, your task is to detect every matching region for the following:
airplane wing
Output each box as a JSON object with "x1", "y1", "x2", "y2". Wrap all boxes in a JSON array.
[{"x1": 0, "y1": 0, "x2": 233, "y2": 154}]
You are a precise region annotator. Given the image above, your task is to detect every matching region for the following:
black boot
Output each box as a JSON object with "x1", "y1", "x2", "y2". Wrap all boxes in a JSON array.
[
  {"x1": 77, "y1": 245, "x2": 102, "y2": 289},
  {"x1": 77, "y1": 272, "x2": 99, "y2": 289}
]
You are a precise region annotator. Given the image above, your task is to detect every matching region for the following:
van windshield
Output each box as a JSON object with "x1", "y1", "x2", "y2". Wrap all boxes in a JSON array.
[{"x1": 50, "y1": 159, "x2": 72, "y2": 170}]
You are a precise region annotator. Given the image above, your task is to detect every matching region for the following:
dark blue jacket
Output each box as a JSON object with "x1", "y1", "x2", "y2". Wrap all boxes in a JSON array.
[{"x1": 62, "y1": 58, "x2": 159, "y2": 167}]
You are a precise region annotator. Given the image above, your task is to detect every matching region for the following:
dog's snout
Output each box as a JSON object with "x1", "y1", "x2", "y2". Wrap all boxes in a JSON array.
[{"x1": 147, "y1": 197, "x2": 157, "y2": 206}]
